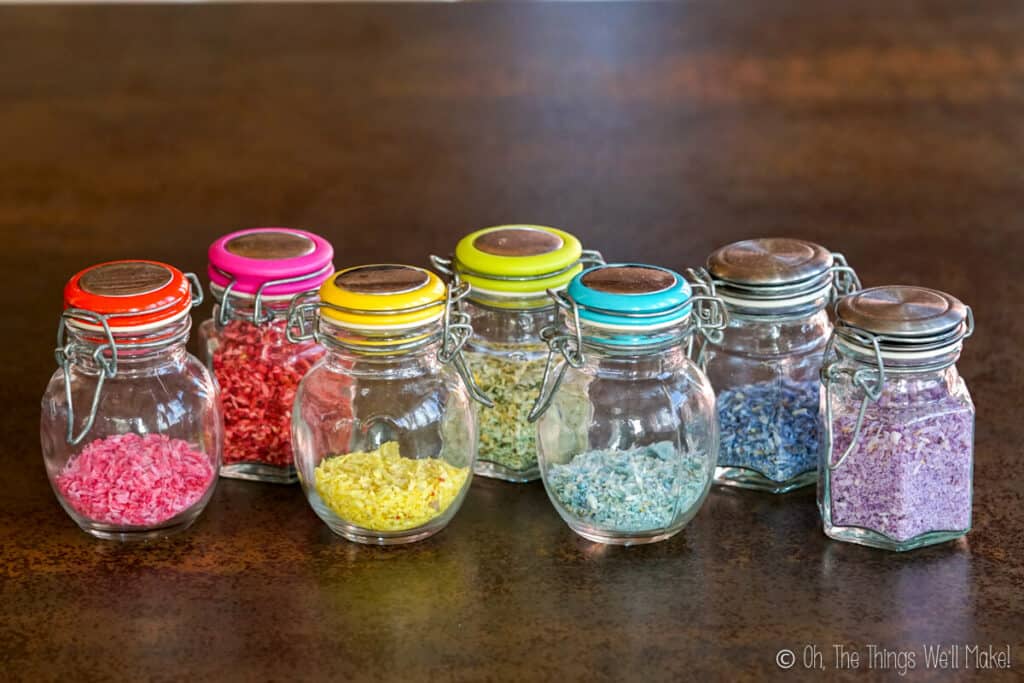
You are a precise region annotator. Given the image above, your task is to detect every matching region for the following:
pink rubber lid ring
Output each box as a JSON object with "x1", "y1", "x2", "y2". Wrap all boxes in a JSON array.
[{"x1": 208, "y1": 227, "x2": 335, "y2": 297}]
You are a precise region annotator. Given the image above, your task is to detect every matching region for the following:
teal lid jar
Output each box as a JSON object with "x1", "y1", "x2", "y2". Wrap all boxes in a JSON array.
[
  {"x1": 565, "y1": 264, "x2": 695, "y2": 344},
  {"x1": 528, "y1": 263, "x2": 727, "y2": 545}
]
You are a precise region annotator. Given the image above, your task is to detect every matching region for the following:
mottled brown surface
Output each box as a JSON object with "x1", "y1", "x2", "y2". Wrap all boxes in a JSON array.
[{"x1": 1, "y1": 2, "x2": 1023, "y2": 681}]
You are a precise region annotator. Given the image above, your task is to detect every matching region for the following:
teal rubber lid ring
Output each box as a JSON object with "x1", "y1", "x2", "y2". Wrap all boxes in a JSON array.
[{"x1": 567, "y1": 264, "x2": 693, "y2": 330}]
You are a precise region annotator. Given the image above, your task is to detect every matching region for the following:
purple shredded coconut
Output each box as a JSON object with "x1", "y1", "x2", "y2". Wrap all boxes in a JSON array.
[
  {"x1": 717, "y1": 379, "x2": 820, "y2": 483},
  {"x1": 827, "y1": 383, "x2": 973, "y2": 543}
]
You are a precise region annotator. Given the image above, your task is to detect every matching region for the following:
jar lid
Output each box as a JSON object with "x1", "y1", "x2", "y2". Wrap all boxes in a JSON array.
[
  {"x1": 64, "y1": 260, "x2": 198, "y2": 333},
  {"x1": 706, "y1": 238, "x2": 846, "y2": 308},
  {"x1": 566, "y1": 264, "x2": 693, "y2": 331},
  {"x1": 835, "y1": 285, "x2": 972, "y2": 360},
  {"x1": 208, "y1": 227, "x2": 334, "y2": 298},
  {"x1": 318, "y1": 264, "x2": 447, "y2": 330},
  {"x1": 836, "y1": 285, "x2": 968, "y2": 338},
  {"x1": 453, "y1": 225, "x2": 584, "y2": 298}
]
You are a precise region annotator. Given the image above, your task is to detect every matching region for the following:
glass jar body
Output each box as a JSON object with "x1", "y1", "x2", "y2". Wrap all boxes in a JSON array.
[
  {"x1": 703, "y1": 307, "x2": 830, "y2": 493},
  {"x1": 198, "y1": 302, "x2": 324, "y2": 483},
  {"x1": 818, "y1": 358, "x2": 974, "y2": 551},
  {"x1": 40, "y1": 331, "x2": 222, "y2": 541},
  {"x1": 292, "y1": 342, "x2": 478, "y2": 544},
  {"x1": 463, "y1": 298, "x2": 554, "y2": 482},
  {"x1": 535, "y1": 344, "x2": 717, "y2": 545}
]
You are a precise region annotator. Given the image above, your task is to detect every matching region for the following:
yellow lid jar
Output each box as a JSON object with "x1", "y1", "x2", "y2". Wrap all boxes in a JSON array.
[
  {"x1": 286, "y1": 264, "x2": 491, "y2": 544},
  {"x1": 432, "y1": 225, "x2": 602, "y2": 482}
]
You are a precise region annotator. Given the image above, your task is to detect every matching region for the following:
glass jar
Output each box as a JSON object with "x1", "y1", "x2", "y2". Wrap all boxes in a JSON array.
[
  {"x1": 288, "y1": 264, "x2": 492, "y2": 544},
  {"x1": 819, "y1": 285, "x2": 975, "y2": 551},
  {"x1": 41, "y1": 260, "x2": 222, "y2": 541},
  {"x1": 529, "y1": 264, "x2": 726, "y2": 545},
  {"x1": 431, "y1": 224, "x2": 603, "y2": 482},
  {"x1": 693, "y1": 238, "x2": 860, "y2": 493},
  {"x1": 197, "y1": 227, "x2": 334, "y2": 484}
]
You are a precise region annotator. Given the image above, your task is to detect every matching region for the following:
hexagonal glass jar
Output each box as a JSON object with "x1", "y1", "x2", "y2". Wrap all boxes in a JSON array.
[
  {"x1": 819, "y1": 286, "x2": 975, "y2": 551},
  {"x1": 696, "y1": 238, "x2": 860, "y2": 494}
]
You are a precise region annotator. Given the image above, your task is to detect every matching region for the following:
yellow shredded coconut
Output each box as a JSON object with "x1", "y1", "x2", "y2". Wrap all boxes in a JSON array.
[{"x1": 314, "y1": 442, "x2": 470, "y2": 532}]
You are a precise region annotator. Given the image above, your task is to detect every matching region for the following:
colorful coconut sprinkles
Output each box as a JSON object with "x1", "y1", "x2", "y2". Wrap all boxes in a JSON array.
[
  {"x1": 55, "y1": 433, "x2": 216, "y2": 527},
  {"x1": 717, "y1": 378, "x2": 820, "y2": 483},
  {"x1": 313, "y1": 442, "x2": 470, "y2": 532},
  {"x1": 546, "y1": 442, "x2": 708, "y2": 532}
]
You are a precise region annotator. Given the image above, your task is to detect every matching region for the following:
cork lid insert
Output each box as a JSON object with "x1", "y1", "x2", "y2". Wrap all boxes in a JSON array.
[
  {"x1": 473, "y1": 227, "x2": 564, "y2": 257},
  {"x1": 225, "y1": 231, "x2": 316, "y2": 260},
  {"x1": 79, "y1": 262, "x2": 174, "y2": 297},
  {"x1": 333, "y1": 265, "x2": 431, "y2": 295},
  {"x1": 581, "y1": 265, "x2": 676, "y2": 295}
]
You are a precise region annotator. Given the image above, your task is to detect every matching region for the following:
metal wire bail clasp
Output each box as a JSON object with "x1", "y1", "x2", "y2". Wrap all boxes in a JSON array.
[
  {"x1": 437, "y1": 274, "x2": 493, "y2": 407},
  {"x1": 428, "y1": 254, "x2": 455, "y2": 279},
  {"x1": 820, "y1": 328, "x2": 886, "y2": 471},
  {"x1": 215, "y1": 265, "x2": 332, "y2": 327},
  {"x1": 284, "y1": 290, "x2": 321, "y2": 344},
  {"x1": 527, "y1": 289, "x2": 584, "y2": 422},
  {"x1": 685, "y1": 267, "x2": 729, "y2": 346},
  {"x1": 579, "y1": 249, "x2": 606, "y2": 269},
  {"x1": 54, "y1": 309, "x2": 119, "y2": 445},
  {"x1": 184, "y1": 272, "x2": 205, "y2": 309},
  {"x1": 830, "y1": 253, "x2": 862, "y2": 301}
]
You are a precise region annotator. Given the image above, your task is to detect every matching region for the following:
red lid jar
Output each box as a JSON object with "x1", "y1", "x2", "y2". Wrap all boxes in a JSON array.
[{"x1": 42, "y1": 259, "x2": 221, "y2": 541}]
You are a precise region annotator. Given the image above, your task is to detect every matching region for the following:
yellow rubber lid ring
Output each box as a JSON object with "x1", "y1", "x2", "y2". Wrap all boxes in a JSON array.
[{"x1": 319, "y1": 264, "x2": 446, "y2": 329}]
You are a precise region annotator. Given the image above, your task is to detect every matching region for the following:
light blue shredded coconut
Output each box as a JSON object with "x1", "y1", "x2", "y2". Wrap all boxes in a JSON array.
[{"x1": 546, "y1": 441, "x2": 708, "y2": 532}]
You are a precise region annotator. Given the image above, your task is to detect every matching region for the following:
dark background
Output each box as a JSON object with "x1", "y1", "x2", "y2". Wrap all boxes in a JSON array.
[{"x1": 1, "y1": 2, "x2": 1022, "y2": 680}]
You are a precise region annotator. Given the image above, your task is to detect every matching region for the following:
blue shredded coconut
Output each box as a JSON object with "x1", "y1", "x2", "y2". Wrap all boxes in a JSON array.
[
  {"x1": 546, "y1": 441, "x2": 707, "y2": 532},
  {"x1": 717, "y1": 379, "x2": 820, "y2": 483}
]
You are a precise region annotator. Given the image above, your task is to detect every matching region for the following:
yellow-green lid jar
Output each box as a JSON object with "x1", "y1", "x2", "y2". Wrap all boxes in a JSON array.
[
  {"x1": 430, "y1": 225, "x2": 602, "y2": 484},
  {"x1": 440, "y1": 225, "x2": 601, "y2": 308}
]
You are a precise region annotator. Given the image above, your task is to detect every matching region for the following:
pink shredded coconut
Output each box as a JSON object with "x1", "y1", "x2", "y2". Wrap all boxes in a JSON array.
[{"x1": 55, "y1": 433, "x2": 215, "y2": 527}]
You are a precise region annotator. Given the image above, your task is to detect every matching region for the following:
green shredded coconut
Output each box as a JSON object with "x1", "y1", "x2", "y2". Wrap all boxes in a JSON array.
[{"x1": 467, "y1": 351, "x2": 547, "y2": 474}]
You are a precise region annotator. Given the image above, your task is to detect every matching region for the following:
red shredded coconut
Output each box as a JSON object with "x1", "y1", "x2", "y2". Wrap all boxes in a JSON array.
[
  {"x1": 212, "y1": 319, "x2": 323, "y2": 468},
  {"x1": 55, "y1": 433, "x2": 215, "y2": 526}
]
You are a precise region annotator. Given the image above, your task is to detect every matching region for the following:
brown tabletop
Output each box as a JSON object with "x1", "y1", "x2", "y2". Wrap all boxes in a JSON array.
[{"x1": 1, "y1": 2, "x2": 1022, "y2": 680}]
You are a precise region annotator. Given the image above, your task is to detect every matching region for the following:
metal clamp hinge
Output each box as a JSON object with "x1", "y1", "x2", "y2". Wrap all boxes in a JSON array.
[
  {"x1": 214, "y1": 265, "x2": 331, "y2": 326},
  {"x1": 820, "y1": 329, "x2": 885, "y2": 471},
  {"x1": 54, "y1": 309, "x2": 119, "y2": 445},
  {"x1": 829, "y1": 253, "x2": 861, "y2": 301},
  {"x1": 528, "y1": 289, "x2": 585, "y2": 422}
]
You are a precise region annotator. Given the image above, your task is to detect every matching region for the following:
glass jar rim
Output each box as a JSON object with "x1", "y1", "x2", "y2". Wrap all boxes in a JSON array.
[
  {"x1": 834, "y1": 335, "x2": 964, "y2": 369},
  {"x1": 466, "y1": 288, "x2": 560, "y2": 312},
  {"x1": 318, "y1": 324, "x2": 444, "y2": 356},
  {"x1": 720, "y1": 297, "x2": 830, "y2": 321}
]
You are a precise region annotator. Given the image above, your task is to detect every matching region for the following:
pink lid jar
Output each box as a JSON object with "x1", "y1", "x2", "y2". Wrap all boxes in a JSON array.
[{"x1": 198, "y1": 227, "x2": 335, "y2": 484}]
